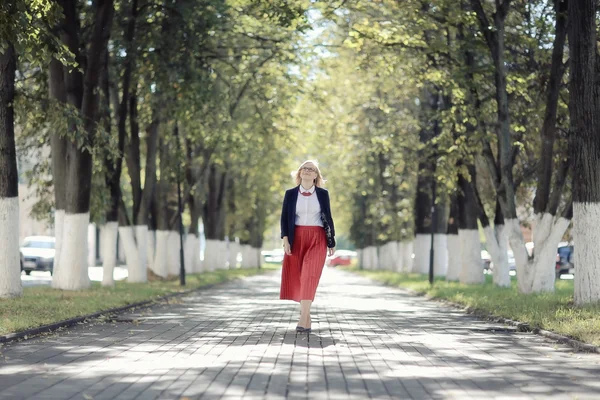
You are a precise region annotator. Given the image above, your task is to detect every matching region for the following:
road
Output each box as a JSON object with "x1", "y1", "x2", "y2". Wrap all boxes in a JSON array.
[{"x1": 20, "y1": 266, "x2": 129, "y2": 287}]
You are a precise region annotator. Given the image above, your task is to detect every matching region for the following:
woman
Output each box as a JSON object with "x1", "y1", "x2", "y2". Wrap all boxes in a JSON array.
[{"x1": 280, "y1": 160, "x2": 336, "y2": 333}]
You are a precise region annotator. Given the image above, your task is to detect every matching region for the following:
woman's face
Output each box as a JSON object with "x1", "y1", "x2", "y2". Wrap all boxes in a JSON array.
[{"x1": 300, "y1": 163, "x2": 318, "y2": 181}]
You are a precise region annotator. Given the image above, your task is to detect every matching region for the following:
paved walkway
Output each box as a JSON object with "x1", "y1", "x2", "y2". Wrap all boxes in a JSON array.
[{"x1": 1, "y1": 268, "x2": 600, "y2": 400}]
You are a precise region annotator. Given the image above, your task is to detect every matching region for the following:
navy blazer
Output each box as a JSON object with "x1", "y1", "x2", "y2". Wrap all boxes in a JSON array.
[{"x1": 280, "y1": 185, "x2": 336, "y2": 250}]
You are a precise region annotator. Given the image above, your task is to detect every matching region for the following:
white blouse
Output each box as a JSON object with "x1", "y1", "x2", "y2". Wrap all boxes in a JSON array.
[{"x1": 295, "y1": 185, "x2": 323, "y2": 227}]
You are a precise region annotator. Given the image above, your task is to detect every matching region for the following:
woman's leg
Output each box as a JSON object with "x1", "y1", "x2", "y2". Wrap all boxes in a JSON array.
[{"x1": 299, "y1": 300, "x2": 312, "y2": 328}]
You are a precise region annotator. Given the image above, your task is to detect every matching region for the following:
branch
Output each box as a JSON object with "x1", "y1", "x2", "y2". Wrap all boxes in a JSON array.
[
  {"x1": 497, "y1": 0, "x2": 512, "y2": 19},
  {"x1": 514, "y1": 160, "x2": 538, "y2": 189},
  {"x1": 229, "y1": 52, "x2": 276, "y2": 118},
  {"x1": 561, "y1": 198, "x2": 573, "y2": 219},
  {"x1": 481, "y1": 139, "x2": 501, "y2": 188},
  {"x1": 241, "y1": 33, "x2": 283, "y2": 43},
  {"x1": 470, "y1": 0, "x2": 496, "y2": 52},
  {"x1": 548, "y1": 154, "x2": 570, "y2": 216}
]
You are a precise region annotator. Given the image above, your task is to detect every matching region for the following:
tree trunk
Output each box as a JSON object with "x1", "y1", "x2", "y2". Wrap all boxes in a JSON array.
[
  {"x1": 118, "y1": 0, "x2": 139, "y2": 216},
  {"x1": 187, "y1": 193, "x2": 202, "y2": 272},
  {"x1": 48, "y1": 57, "x2": 68, "y2": 275},
  {"x1": 52, "y1": 0, "x2": 114, "y2": 290},
  {"x1": 446, "y1": 193, "x2": 460, "y2": 281},
  {"x1": 100, "y1": 222, "x2": 118, "y2": 286},
  {"x1": 152, "y1": 134, "x2": 171, "y2": 278},
  {"x1": 569, "y1": 0, "x2": 599, "y2": 305},
  {"x1": 138, "y1": 114, "x2": 160, "y2": 225},
  {"x1": 458, "y1": 171, "x2": 484, "y2": 285},
  {"x1": 126, "y1": 88, "x2": 142, "y2": 222},
  {"x1": 533, "y1": 0, "x2": 568, "y2": 215},
  {"x1": 98, "y1": 49, "x2": 120, "y2": 286},
  {"x1": 511, "y1": 0, "x2": 571, "y2": 294},
  {"x1": 413, "y1": 157, "x2": 433, "y2": 274},
  {"x1": 203, "y1": 164, "x2": 227, "y2": 270},
  {"x1": 0, "y1": 42, "x2": 22, "y2": 298},
  {"x1": 433, "y1": 193, "x2": 449, "y2": 276}
]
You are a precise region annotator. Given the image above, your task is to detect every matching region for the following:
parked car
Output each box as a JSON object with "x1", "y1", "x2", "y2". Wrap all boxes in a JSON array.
[
  {"x1": 482, "y1": 249, "x2": 516, "y2": 272},
  {"x1": 262, "y1": 249, "x2": 284, "y2": 264},
  {"x1": 20, "y1": 236, "x2": 55, "y2": 275},
  {"x1": 507, "y1": 250, "x2": 516, "y2": 271},
  {"x1": 556, "y1": 242, "x2": 574, "y2": 278},
  {"x1": 326, "y1": 250, "x2": 357, "y2": 267}
]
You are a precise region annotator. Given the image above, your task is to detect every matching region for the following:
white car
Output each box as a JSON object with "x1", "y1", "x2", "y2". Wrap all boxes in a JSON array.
[{"x1": 20, "y1": 236, "x2": 55, "y2": 275}]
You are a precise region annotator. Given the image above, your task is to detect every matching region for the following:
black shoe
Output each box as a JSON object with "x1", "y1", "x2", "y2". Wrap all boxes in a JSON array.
[{"x1": 296, "y1": 326, "x2": 305, "y2": 332}]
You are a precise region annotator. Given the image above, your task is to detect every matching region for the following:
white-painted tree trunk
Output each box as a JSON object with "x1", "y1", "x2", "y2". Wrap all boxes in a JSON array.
[
  {"x1": 184, "y1": 234, "x2": 199, "y2": 274},
  {"x1": 0, "y1": 197, "x2": 22, "y2": 298},
  {"x1": 52, "y1": 213, "x2": 91, "y2": 290},
  {"x1": 433, "y1": 233, "x2": 448, "y2": 277},
  {"x1": 118, "y1": 226, "x2": 139, "y2": 280},
  {"x1": 482, "y1": 225, "x2": 510, "y2": 288},
  {"x1": 228, "y1": 242, "x2": 240, "y2": 269},
  {"x1": 131, "y1": 225, "x2": 148, "y2": 283},
  {"x1": 400, "y1": 241, "x2": 414, "y2": 273},
  {"x1": 101, "y1": 222, "x2": 118, "y2": 287},
  {"x1": 215, "y1": 240, "x2": 226, "y2": 269},
  {"x1": 395, "y1": 242, "x2": 403, "y2": 272},
  {"x1": 152, "y1": 230, "x2": 170, "y2": 278},
  {"x1": 204, "y1": 239, "x2": 221, "y2": 271},
  {"x1": 413, "y1": 234, "x2": 431, "y2": 274},
  {"x1": 511, "y1": 214, "x2": 570, "y2": 294},
  {"x1": 193, "y1": 235, "x2": 201, "y2": 272},
  {"x1": 505, "y1": 218, "x2": 533, "y2": 293},
  {"x1": 459, "y1": 229, "x2": 484, "y2": 284},
  {"x1": 240, "y1": 245, "x2": 251, "y2": 268},
  {"x1": 532, "y1": 214, "x2": 570, "y2": 293},
  {"x1": 378, "y1": 242, "x2": 393, "y2": 270},
  {"x1": 391, "y1": 241, "x2": 401, "y2": 271},
  {"x1": 53, "y1": 209, "x2": 65, "y2": 275},
  {"x1": 87, "y1": 223, "x2": 96, "y2": 267},
  {"x1": 364, "y1": 246, "x2": 378, "y2": 270},
  {"x1": 147, "y1": 229, "x2": 156, "y2": 274},
  {"x1": 223, "y1": 241, "x2": 230, "y2": 268},
  {"x1": 573, "y1": 203, "x2": 600, "y2": 304},
  {"x1": 376, "y1": 244, "x2": 386, "y2": 270},
  {"x1": 494, "y1": 224, "x2": 510, "y2": 287},
  {"x1": 446, "y1": 233, "x2": 461, "y2": 281},
  {"x1": 390, "y1": 241, "x2": 400, "y2": 270},
  {"x1": 361, "y1": 247, "x2": 370, "y2": 269},
  {"x1": 381, "y1": 243, "x2": 390, "y2": 270},
  {"x1": 245, "y1": 245, "x2": 256, "y2": 268},
  {"x1": 254, "y1": 247, "x2": 262, "y2": 268},
  {"x1": 167, "y1": 230, "x2": 180, "y2": 277}
]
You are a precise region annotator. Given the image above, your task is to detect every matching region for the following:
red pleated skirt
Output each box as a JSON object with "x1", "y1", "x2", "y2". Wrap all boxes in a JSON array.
[{"x1": 280, "y1": 226, "x2": 327, "y2": 302}]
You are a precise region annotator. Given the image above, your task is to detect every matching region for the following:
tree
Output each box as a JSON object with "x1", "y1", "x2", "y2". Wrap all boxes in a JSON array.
[
  {"x1": 569, "y1": 0, "x2": 599, "y2": 305},
  {"x1": 470, "y1": 0, "x2": 572, "y2": 293},
  {"x1": 49, "y1": 0, "x2": 114, "y2": 290},
  {"x1": 1, "y1": 0, "x2": 62, "y2": 297},
  {"x1": 0, "y1": 41, "x2": 21, "y2": 298}
]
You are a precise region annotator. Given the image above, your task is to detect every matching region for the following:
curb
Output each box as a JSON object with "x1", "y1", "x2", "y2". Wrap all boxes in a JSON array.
[
  {"x1": 0, "y1": 282, "x2": 223, "y2": 345},
  {"x1": 416, "y1": 288, "x2": 600, "y2": 354},
  {"x1": 357, "y1": 273, "x2": 600, "y2": 354}
]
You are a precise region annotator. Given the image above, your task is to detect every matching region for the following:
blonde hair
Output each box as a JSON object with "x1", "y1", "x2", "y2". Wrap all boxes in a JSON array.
[{"x1": 293, "y1": 160, "x2": 326, "y2": 187}]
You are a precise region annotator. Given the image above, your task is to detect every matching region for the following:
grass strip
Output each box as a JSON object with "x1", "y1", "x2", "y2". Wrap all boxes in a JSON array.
[
  {"x1": 0, "y1": 266, "x2": 278, "y2": 336},
  {"x1": 350, "y1": 268, "x2": 600, "y2": 347}
]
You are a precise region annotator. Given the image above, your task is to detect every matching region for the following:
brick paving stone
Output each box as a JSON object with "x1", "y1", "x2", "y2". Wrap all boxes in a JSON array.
[{"x1": 2, "y1": 268, "x2": 600, "y2": 399}]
